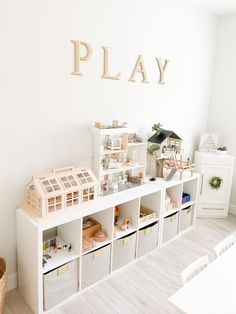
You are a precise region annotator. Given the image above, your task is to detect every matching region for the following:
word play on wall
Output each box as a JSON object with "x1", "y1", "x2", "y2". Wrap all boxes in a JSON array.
[{"x1": 71, "y1": 40, "x2": 169, "y2": 84}]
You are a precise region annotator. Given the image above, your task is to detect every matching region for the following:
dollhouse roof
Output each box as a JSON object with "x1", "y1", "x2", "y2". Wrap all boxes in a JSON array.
[
  {"x1": 29, "y1": 167, "x2": 98, "y2": 198},
  {"x1": 148, "y1": 129, "x2": 182, "y2": 144}
]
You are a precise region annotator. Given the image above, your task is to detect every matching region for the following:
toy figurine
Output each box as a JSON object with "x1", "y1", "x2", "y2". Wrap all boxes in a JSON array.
[
  {"x1": 114, "y1": 206, "x2": 119, "y2": 225},
  {"x1": 119, "y1": 218, "x2": 131, "y2": 231}
]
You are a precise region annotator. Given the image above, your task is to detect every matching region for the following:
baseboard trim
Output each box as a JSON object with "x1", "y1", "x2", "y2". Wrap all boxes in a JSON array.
[
  {"x1": 229, "y1": 204, "x2": 236, "y2": 215},
  {"x1": 7, "y1": 272, "x2": 17, "y2": 292}
]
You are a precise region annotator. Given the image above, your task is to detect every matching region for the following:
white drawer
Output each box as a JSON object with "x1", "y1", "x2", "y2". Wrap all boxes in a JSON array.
[
  {"x1": 180, "y1": 206, "x2": 192, "y2": 231},
  {"x1": 197, "y1": 203, "x2": 228, "y2": 217},
  {"x1": 82, "y1": 244, "x2": 111, "y2": 289},
  {"x1": 137, "y1": 222, "x2": 159, "y2": 257},
  {"x1": 43, "y1": 259, "x2": 79, "y2": 311},
  {"x1": 163, "y1": 212, "x2": 178, "y2": 243},
  {"x1": 112, "y1": 232, "x2": 137, "y2": 271}
]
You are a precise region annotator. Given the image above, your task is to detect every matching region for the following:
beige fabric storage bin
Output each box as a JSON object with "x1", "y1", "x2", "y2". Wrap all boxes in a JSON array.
[
  {"x1": 112, "y1": 232, "x2": 137, "y2": 271},
  {"x1": 163, "y1": 212, "x2": 178, "y2": 243},
  {"x1": 82, "y1": 244, "x2": 111, "y2": 289},
  {"x1": 137, "y1": 222, "x2": 159, "y2": 257},
  {"x1": 43, "y1": 259, "x2": 79, "y2": 311},
  {"x1": 180, "y1": 206, "x2": 192, "y2": 231}
]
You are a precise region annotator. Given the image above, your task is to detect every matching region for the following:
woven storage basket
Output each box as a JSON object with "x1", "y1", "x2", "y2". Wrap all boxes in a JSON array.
[{"x1": 0, "y1": 258, "x2": 7, "y2": 314}]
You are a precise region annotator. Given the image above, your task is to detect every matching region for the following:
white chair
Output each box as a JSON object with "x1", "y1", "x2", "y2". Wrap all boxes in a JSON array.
[
  {"x1": 213, "y1": 234, "x2": 236, "y2": 257},
  {"x1": 181, "y1": 256, "x2": 209, "y2": 285}
]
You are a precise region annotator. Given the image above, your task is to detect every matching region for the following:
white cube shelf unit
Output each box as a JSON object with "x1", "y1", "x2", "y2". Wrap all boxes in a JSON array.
[
  {"x1": 91, "y1": 126, "x2": 147, "y2": 194},
  {"x1": 17, "y1": 173, "x2": 199, "y2": 314}
]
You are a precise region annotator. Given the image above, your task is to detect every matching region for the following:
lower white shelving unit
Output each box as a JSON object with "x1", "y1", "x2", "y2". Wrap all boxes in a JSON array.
[{"x1": 17, "y1": 173, "x2": 199, "y2": 314}]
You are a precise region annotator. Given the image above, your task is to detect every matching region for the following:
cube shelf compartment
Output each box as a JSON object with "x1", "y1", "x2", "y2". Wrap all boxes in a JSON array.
[{"x1": 17, "y1": 174, "x2": 199, "y2": 314}]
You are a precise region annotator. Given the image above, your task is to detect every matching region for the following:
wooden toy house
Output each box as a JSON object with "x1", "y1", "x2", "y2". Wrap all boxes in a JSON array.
[
  {"x1": 23, "y1": 167, "x2": 99, "y2": 217},
  {"x1": 148, "y1": 128, "x2": 182, "y2": 154}
]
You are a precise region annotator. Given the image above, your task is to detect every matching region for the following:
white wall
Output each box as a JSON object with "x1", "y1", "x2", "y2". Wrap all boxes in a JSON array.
[
  {"x1": 208, "y1": 14, "x2": 236, "y2": 209},
  {"x1": 0, "y1": 0, "x2": 217, "y2": 283}
]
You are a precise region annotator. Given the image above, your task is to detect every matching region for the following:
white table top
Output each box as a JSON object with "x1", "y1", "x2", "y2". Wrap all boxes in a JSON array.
[{"x1": 169, "y1": 244, "x2": 236, "y2": 314}]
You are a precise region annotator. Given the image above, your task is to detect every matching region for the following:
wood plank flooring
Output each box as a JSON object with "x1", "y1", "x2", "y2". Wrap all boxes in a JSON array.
[{"x1": 4, "y1": 215, "x2": 236, "y2": 314}]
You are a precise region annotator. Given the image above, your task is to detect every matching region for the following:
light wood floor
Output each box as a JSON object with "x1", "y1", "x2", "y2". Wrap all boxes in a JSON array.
[{"x1": 4, "y1": 215, "x2": 236, "y2": 314}]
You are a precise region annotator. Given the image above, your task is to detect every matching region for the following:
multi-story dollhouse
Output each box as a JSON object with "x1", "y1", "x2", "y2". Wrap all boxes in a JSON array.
[{"x1": 23, "y1": 166, "x2": 99, "y2": 217}]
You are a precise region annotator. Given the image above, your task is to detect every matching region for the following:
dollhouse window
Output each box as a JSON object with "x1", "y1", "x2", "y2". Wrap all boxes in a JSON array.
[
  {"x1": 76, "y1": 170, "x2": 95, "y2": 185},
  {"x1": 59, "y1": 175, "x2": 78, "y2": 189},
  {"x1": 47, "y1": 196, "x2": 62, "y2": 213},
  {"x1": 82, "y1": 187, "x2": 95, "y2": 202},
  {"x1": 40, "y1": 178, "x2": 62, "y2": 194},
  {"x1": 66, "y1": 191, "x2": 79, "y2": 207}
]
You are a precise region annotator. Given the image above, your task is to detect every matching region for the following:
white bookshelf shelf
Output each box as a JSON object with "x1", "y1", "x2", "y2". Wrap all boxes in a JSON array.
[
  {"x1": 113, "y1": 226, "x2": 137, "y2": 240},
  {"x1": 181, "y1": 201, "x2": 195, "y2": 209},
  {"x1": 163, "y1": 207, "x2": 180, "y2": 218},
  {"x1": 17, "y1": 173, "x2": 199, "y2": 314},
  {"x1": 102, "y1": 163, "x2": 145, "y2": 175},
  {"x1": 82, "y1": 239, "x2": 112, "y2": 256}
]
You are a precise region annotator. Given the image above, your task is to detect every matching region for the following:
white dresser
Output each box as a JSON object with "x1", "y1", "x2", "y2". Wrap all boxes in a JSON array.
[{"x1": 194, "y1": 151, "x2": 234, "y2": 217}]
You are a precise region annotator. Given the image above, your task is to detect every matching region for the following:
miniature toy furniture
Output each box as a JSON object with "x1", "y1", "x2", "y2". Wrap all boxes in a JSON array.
[
  {"x1": 213, "y1": 234, "x2": 236, "y2": 257},
  {"x1": 23, "y1": 166, "x2": 99, "y2": 217},
  {"x1": 91, "y1": 124, "x2": 147, "y2": 194},
  {"x1": 194, "y1": 151, "x2": 234, "y2": 217},
  {"x1": 181, "y1": 256, "x2": 209, "y2": 286},
  {"x1": 17, "y1": 173, "x2": 199, "y2": 314},
  {"x1": 163, "y1": 155, "x2": 194, "y2": 180}
]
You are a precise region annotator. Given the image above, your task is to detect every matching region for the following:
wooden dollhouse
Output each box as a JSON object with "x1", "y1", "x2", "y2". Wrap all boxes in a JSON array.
[
  {"x1": 23, "y1": 166, "x2": 99, "y2": 217},
  {"x1": 148, "y1": 128, "x2": 182, "y2": 154},
  {"x1": 91, "y1": 121, "x2": 147, "y2": 194}
]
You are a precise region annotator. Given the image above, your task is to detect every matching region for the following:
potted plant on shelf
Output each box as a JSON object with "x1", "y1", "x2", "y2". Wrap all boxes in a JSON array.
[
  {"x1": 216, "y1": 146, "x2": 227, "y2": 155},
  {"x1": 152, "y1": 122, "x2": 163, "y2": 135}
]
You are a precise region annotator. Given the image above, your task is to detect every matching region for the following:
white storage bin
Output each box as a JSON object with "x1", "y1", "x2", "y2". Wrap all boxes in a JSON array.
[
  {"x1": 43, "y1": 259, "x2": 79, "y2": 311},
  {"x1": 137, "y1": 221, "x2": 159, "y2": 257},
  {"x1": 163, "y1": 212, "x2": 178, "y2": 243},
  {"x1": 82, "y1": 244, "x2": 111, "y2": 289},
  {"x1": 112, "y1": 232, "x2": 137, "y2": 271},
  {"x1": 180, "y1": 206, "x2": 192, "y2": 231}
]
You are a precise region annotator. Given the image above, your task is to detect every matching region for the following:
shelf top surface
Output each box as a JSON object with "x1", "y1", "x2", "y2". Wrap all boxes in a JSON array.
[
  {"x1": 17, "y1": 173, "x2": 199, "y2": 230},
  {"x1": 195, "y1": 151, "x2": 234, "y2": 160},
  {"x1": 17, "y1": 182, "x2": 162, "y2": 230},
  {"x1": 91, "y1": 126, "x2": 129, "y2": 135},
  {"x1": 146, "y1": 172, "x2": 199, "y2": 188}
]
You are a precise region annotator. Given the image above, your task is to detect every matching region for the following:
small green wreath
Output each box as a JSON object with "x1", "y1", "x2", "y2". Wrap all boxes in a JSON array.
[{"x1": 209, "y1": 176, "x2": 223, "y2": 190}]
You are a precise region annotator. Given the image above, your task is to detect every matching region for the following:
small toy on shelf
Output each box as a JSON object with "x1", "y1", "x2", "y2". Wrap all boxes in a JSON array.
[
  {"x1": 94, "y1": 120, "x2": 128, "y2": 129},
  {"x1": 119, "y1": 218, "x2": 131, "y2": 231},
  {"x1": 182, "y1": 193, "x2": 191, "y2": 204},
  {"x1": 165, "y1": 192, "x2": 177, "y2": 211},
  {"x1": 128, "y1": 172, "x2": 144, "y2": 184},
  {"x1": 93, "y1": 230, "x2": 107, "y2": 242},
  {"x1": 83, "y1": 217, "x2": 101, "y2": 239},
  {"x1": 106, "y1": 136, "x2": 122, "y2": 150},
  {"x1": 82, "y1": 216, "x2": 108, "y2": 252},
  {"x1": 23, "y1": 166, "x2": 99, "y2": 218},
  {"x1": 82, "y1": 237, "x2": 93, "y2": 253},
  {"x1": 114, "y1": 206, "x2": 119, "y2": 225},
  {"x1": 139, "y1": 206, "x2": 157, "y2": 223},
  {"x1": 163, "y1": 155, "x2": 194, "y2": 180}
]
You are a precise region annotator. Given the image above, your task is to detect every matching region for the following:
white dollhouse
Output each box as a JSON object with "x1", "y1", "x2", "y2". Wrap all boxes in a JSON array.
[{"x1": 23, "y1": 166, "x2": 99, "y2": 217}]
